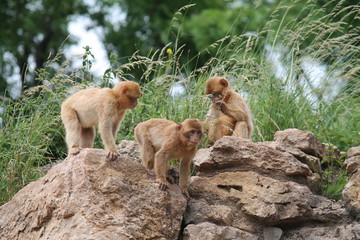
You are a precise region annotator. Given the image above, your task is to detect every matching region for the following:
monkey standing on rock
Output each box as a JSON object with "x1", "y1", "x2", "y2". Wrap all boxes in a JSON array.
[
  {"x1": 134, "y1": 118, "x2": 203, "y2": 200},
  {"x1": 204, "y1": 77, "x2": 253, "y2": 144},
  {"x1": 61, "y1": 81, "x2": 141, "y2": 161}
]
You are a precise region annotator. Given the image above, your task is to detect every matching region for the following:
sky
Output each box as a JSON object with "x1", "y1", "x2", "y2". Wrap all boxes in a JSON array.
[{"x1": 67, "y1": 16, "x2": 110, "y2": 79}]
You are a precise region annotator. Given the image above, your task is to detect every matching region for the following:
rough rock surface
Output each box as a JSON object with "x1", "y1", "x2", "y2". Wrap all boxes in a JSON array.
[
  {"x1": 1, "y1": 128, "x2": 360, "y2": 240},
  {"x1": 193, "y1": 137, "x2": 319, "y2": 193},
  {"x1": 344, "y1": 146, "x2": 360, "y2": 175},
  {"x1": 274, "y1": 128, "x2": 326, "y2": 158},
  {"x1": 0, "y1": 148, "x2": 187, "y2": 240},
  {"x1": 117, "y1": 140, "x2": 141, "y2": 163},
  {"x1": 183, "y1": 222, "x2": 259, "y2": 240},
  {"x1": 189, "y1": 171, "x2": 347, "y2": 231},
  {"x1": 343, "y1": 146, "x2": 360, "y2": 217},
  {"x1": 193, "y1": 138, "x2": 312, "y2": 178},
  {"x1": 188, "y1": 131, "x2": 359, "y2": 239},
  {"x1": 282, "y1": 222, "x2": 360, "y2": 240}
]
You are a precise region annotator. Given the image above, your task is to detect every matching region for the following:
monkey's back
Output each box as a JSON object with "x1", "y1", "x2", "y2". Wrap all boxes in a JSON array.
[
  {"x1": 135, "y1": 118, "x2": 176, "y2": 151},
  {"x1": 61, "y1": 87, "x2": 111, "y2": 127}
]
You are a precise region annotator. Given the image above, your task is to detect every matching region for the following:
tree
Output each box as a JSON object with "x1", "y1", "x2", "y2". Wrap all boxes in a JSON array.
[{"x1": 0, "y1": 0, "x2": 88, "y2": 98}]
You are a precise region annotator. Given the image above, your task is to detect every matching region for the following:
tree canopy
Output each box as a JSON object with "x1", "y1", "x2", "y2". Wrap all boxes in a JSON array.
[{"x1": 0, "y1": 0, "x2": 358, "y2": 98}]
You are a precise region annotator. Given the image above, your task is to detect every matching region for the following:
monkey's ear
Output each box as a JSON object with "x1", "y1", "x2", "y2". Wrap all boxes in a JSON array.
[
  {"x1": 176, "y1": 123, "x2": 182, "y2": 131},
  {"x1": 219, "y1": 78, "x2": 228, "y2": 87},
  {"x1": 121, "y1": 86, "x2": 129, "y2": 95}
]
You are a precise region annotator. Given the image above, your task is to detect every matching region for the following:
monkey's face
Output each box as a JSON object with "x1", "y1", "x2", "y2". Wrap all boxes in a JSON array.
[
  {"x1": 122, "y1": 84, "x2": 141, "y2": 109},
  {"x1": 180, "y1": 119, "x2": 203, "y2": 146},
  {"x1": 205, "y1": 77, "x2": 229, "y2": 103},
  {"x1": 128, "y1": 97, "x2": 139, "y2": 109},
  {"x1": 184, "y1": 129, "x2": 202, "y2": 146},
  {"x1": 208, "y1": 92, "x2": 223, "y2": 103}
]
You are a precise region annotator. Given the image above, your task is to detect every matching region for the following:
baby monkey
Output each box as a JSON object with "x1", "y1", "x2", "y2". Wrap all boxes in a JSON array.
[
  {"x1": 204, "y1": 77, "x2": 253, "y2": 143},
  {"x1": 134, "y1": 118, "x2": 203, "y2": 200}
]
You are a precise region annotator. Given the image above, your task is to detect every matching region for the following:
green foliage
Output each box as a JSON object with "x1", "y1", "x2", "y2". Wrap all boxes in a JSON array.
[
  {"x1": 0, "y1": 87, "x2": 66, "y2": 204},
  {"x1": 321, "y1": 149, "x2": 348, "y2": 200},
  {"x1": 0, "y1": 0, "x2": 89, "y2": 96}
]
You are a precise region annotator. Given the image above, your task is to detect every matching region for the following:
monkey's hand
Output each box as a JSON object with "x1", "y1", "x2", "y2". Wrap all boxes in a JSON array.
[
  {"x1": 106, "y1": 149, "x2": 120, "y2": 161},
  {"x1": 70, "y1": 147, "x2": 81, "y2": 156},
  {"x1": 214, "y1": 100, "x2": 226, "y2": 112},
  {"x1": 180, "y1": 187, "x2": 191, "y2": 202}
]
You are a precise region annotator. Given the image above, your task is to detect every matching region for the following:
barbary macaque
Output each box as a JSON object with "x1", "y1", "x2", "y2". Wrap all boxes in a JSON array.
[
  {"x1": 134, "y1": 118, "x2": 203, "y2": 200},
  {"x1": 61, "y1": 81, "x2": 141, "y2": 160},
  {"x1": 204, "y1": 77, "x2": 253, "y2": 143}
]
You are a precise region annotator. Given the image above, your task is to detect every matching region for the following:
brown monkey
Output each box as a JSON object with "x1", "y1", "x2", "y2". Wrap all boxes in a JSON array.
[
  {"x1": 134, "y1": 118, "x2": 203, "y2": 200},
  {"x1": 204, "y1": 77, "x2": 253, "y2": 143},
  {"x1": 61, "y1": 81, "x2": 141, "y2": 160}
]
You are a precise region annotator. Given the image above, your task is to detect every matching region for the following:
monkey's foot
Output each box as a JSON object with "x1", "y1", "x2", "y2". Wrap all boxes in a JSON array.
[
  {"x1": 181, "y1": 187, "x2": 191, "y2": 202},
  {"x1": 106, "y1": 150, "x2": 120, "y2": 161},
  {"x1": 70, "y1": 147, "x2": 81, "y2": 156},
  {"x1": 157, "y1": 181, "x2": 169, "y2": 191}
]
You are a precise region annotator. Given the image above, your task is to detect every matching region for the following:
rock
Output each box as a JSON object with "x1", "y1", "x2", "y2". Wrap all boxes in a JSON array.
[
  {"x1": 183, "y1": 222, "x2": 259, "y2": 240},
  {"x1": 189, "y1": 171, "x2": 348, "y2": 229},
  {"x1": 263, "y1": 227, "x2": 283, "y2": 240},
  {"x1": 184, "y1": 199, "x2": 233, "y2": 226},
  {"x1": 0, "y1": 148, "x2": 187, "y2": 240},
  {"x1": 345, "y1": 147, "x2": 360, "y2": 175},
  {"x1": 345, "y1": 155, "x2": 360, "y2": 175},
  {"x1": 274, "y1": 128, "x2": 326, "y2": 158},
  {"x1": 263, "y1": 141, "x2": 322, "y2": 174},
  {"x1": 342, "y1": 146, "x2": 360, "y2": 217},
  {"x1": 347, "y1": 147, "x2": 360, "y2": 158},
  {"x1": 282, "y1": 223, "x2": 360, "y2": 240},
  {"x1": 193, "y1": 137, "x2": 312, "y2": 182},
  {"x1": 117, "y1": 140, "x2": 141, "y2": 163},
  {"x1": 343, "y1": 171, "x2": 360, "y2": 218}
]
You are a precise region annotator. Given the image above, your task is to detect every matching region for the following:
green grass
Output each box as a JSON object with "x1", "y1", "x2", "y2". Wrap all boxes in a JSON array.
[{"x1": 0, "y1": 0, "x2": 359, "y2": 204}]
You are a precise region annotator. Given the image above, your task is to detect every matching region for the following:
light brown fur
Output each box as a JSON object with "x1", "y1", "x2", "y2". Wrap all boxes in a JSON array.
[
  {"x1": 61, "y1": 81, "x2": 141, "y2": 160},
  {"x1": 134, "y1": 118, "x2": 203, "y2": 200},
  {"x1": 204, "y1": 77, "x2": 253, "y2": 143}
]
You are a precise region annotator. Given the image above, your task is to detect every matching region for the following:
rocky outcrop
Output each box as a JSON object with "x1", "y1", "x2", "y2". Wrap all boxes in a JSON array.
[
  {"x1": 186, "y1": 129, "x2": 359, "y2": 239},
  {"x1": 273, "y1": 128, "x2": 327, "y2": 158},
  {"x1": 1, "y1": 129, "x2": 359, "y2": 240},
  {"x1": 0, "y1": 148, "x2": 187, "y2": 240},
  {"x1": 343, "y1": 146, "x2": 360, "y2": 218}
]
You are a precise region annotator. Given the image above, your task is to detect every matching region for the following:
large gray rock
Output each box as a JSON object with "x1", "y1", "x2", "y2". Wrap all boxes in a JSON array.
[
  {"x1": 117, "y1": 139, "x2": 141, "y2": 163},
  {"x1": 183, "y1": 222, "x2": 259, "y2": 240},
  {"x1": 274, "y1": 128, "x2": 326, "y2": 158},
  {"x1": 184, "y1": 199, "x2": 234, "y2": 226},
  {"x1": 189, "y1": 171, "x2": 347, "y2": 228},
  {"x1": 194, "y1": 137, "x2": 312, "y2": 178},
  {"x1": 282, "y1": 223, "x2": 360, "y2": 240},
  {"x1": 347, "y1": 147, "x2": 360, "y2": 158},
  {"x1": 263, "y1": 141, "x2": 322, "y2": 174},
  {"x1": 342, "y1": 146, "x2": 360, "y2": 218},
  {"x1": 0, "y1": 148, "x2": 187, "y2": 240},
  {"x1": 345, "y1": 146, "x2": 360, "y2": 175},
  {"x1": 193, "y1": 137, "x2": 319, "y2": 192}
]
